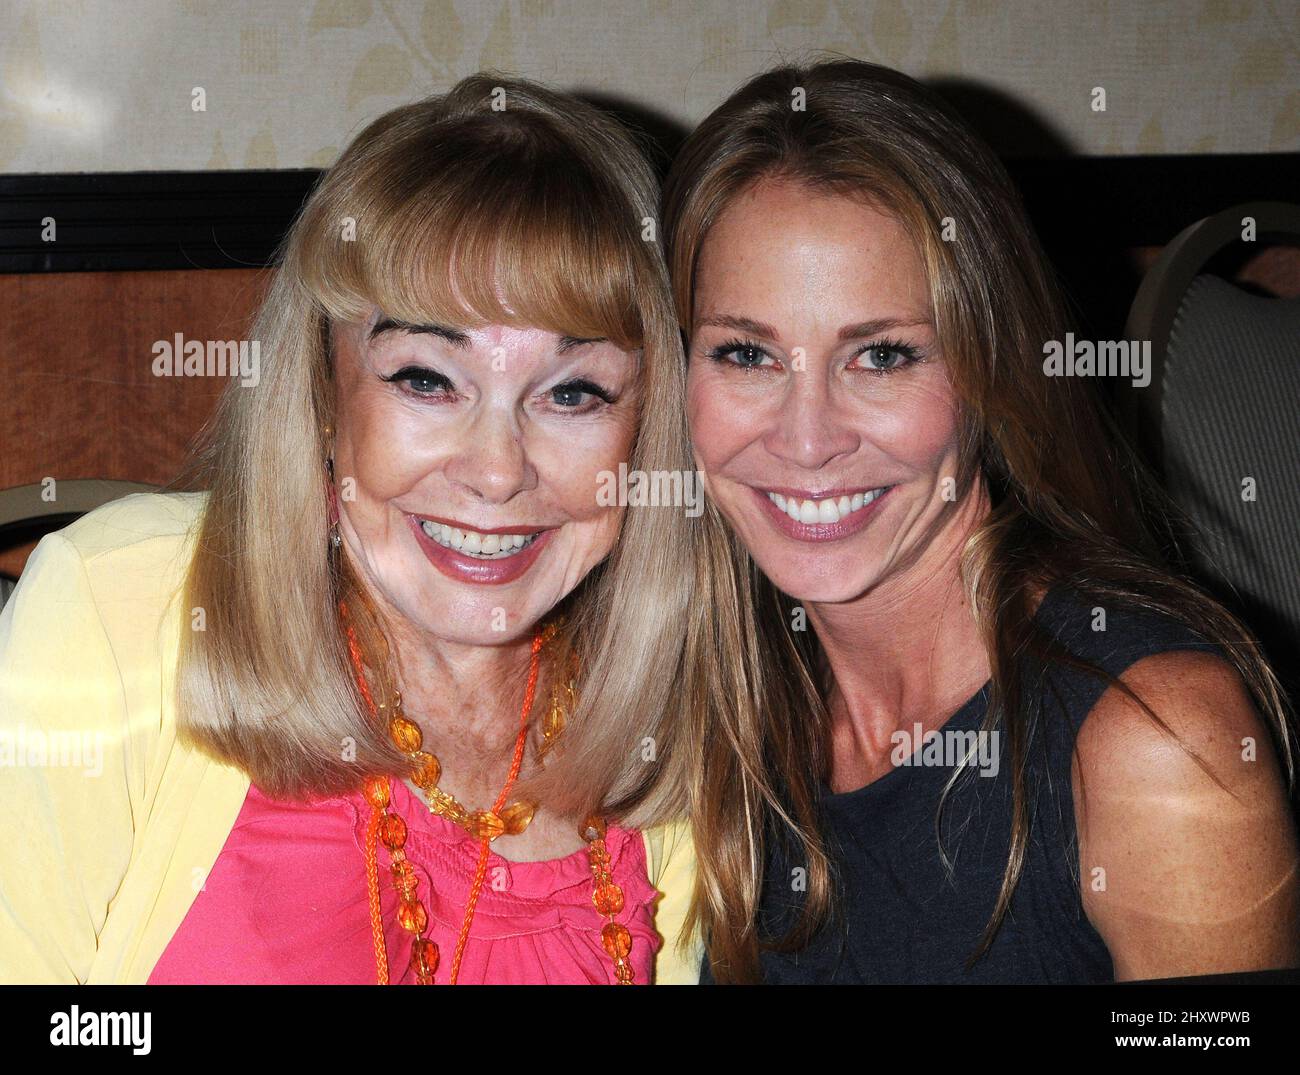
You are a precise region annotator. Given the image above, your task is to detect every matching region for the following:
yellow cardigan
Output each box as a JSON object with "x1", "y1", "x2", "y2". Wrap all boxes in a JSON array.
[{"x1": 0, "y1": 492, "x2": 700, "y2": 984}]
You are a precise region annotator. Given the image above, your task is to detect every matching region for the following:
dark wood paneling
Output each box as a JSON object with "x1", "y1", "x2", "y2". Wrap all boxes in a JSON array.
[{"x1": 0, "y1": 268, "x2": 269, "y2": 575}]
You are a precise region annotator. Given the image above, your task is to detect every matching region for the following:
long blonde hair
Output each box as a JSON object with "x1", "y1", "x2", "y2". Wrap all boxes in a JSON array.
[
  {"x1": 664, "y1": 58, "x2": 1297, "y2": 983},
  {"x1": 179, "y1": 73, "x2": 695, "y2": 830}
]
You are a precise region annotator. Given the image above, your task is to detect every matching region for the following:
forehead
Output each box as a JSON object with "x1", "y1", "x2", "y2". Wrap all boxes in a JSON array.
[{"x1": 695, "y1": 179, "x2": 930, "y2": 325}]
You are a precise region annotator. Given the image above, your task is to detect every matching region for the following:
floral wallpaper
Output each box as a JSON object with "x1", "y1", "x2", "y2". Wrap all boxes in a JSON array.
[{"x1": 0, "y1": 0, "x2": 1296, "y2": 172}]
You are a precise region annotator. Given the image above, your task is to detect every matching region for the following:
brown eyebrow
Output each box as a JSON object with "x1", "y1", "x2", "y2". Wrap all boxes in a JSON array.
[
  {"x1": 694, "y1": 313, "x2": 931, "y2": 342},
  {"x1": 556, "y1": 336, "x2": 607, "y2": 354},
  {"x1": 369, "y1": 320, "x2": 608, "y2": 355},
  {"x1": 695, "y1": 314, "x2": 779, "y2": 340},
  {"x1": 369, "y1": 317, "x2": 471, "y2": 347},
  {"x1": 836, "y1": 317, "x2": 931, "y2": 341}
]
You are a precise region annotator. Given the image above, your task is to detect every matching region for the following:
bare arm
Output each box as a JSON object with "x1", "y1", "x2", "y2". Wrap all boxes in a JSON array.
[{"x1": 1073, "y1": 650, "x2": 1300, "y2": 980}]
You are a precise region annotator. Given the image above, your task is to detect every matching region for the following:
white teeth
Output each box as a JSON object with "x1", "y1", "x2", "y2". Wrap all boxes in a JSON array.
[
  {"x1": 767, "y1": 487, "x2": 889, "y2": 526},
  {"x1": 419, "y1": 519, "x2": 538, "y2": 559}
]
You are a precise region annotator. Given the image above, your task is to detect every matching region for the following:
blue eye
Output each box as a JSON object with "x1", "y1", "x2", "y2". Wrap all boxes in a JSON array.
[
  {"x1": 855, "y1": 339, "x2": 921, "y2": 374},
  {"x1": 384, "y1": 365, "x2": 453, "y2": 395},
  {"x1": 549, "y1": 378, "x2": 616, "y2": 409},
  {"x1": 706, "y1": 339, "x2": 774, "y2": 368}
]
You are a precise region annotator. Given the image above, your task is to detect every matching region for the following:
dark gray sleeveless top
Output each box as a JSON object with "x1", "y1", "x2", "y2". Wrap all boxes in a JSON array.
[{"x1": 700, "y1": 584, "x2": 1221, "y2": 984}]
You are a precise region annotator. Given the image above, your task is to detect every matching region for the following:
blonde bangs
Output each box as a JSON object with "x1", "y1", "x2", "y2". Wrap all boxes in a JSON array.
[
  {"x1": 296, "y1": 119, "x2": 647, "y2": 351},
  {"x1": 180, "y1": 75, "x2": 694, "y2": 896}
]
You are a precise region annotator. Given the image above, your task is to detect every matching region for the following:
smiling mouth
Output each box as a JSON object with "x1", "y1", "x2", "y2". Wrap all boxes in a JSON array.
[
  {"x1": 418, "y1": 519, "x2": 542, "y2": 560},
  {"x1": 765, "y1": 487, "x2": 891, "y2": 525}
]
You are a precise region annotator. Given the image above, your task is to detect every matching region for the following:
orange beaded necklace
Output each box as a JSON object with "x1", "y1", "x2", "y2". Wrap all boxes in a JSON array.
[{"x1": 340, "y1": 603, "x2": 634, "y2": 985}]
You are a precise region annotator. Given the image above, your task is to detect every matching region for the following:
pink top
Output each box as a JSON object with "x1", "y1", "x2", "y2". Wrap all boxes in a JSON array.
[{"x1": 148, "y1": 776, "x2": 661, "y2": 985}]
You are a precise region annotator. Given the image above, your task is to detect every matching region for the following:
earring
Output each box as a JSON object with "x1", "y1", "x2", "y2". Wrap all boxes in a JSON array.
[{"x1": 326, "y1": 458, "x2": 341, "y2": 550}]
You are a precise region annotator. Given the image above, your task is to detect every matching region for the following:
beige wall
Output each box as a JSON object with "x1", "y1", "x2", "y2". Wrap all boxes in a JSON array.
[{"x1": 1, "y1": 0, "x2": 1296, "y2": 173}]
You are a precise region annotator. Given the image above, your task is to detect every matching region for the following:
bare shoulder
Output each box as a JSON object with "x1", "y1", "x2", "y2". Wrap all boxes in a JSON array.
[
  {"x1": 1073, "y1": 649, "x2": 1281, "y2": 795},
  {"x1": 1072, "y1": 649, "x2": 1300, "y2": 979}
]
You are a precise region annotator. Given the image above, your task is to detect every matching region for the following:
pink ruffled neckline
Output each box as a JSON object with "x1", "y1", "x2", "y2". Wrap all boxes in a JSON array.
[
  {"x1": 364, "y1": 773, "x2": 650, "y2": 902},
  {"x1": 148, "y1": 775, "x2": 663, "y2": 984}
]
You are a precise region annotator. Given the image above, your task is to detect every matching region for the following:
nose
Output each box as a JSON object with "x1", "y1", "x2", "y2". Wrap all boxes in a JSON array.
[
  {"x1": 762, "y1": 367, "x2": 860, "y2": 472},
  {"x1": 443, "y1": 406, "x2": 537, "y2": 504}
]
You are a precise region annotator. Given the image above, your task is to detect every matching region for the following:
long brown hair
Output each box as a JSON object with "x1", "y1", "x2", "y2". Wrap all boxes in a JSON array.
[
  {"x1": 664, "y1": 57, "x2": 1297, "y2": 983},
  {"x1": 178, "y1": 73, "x2": 695, "y2": 830}
]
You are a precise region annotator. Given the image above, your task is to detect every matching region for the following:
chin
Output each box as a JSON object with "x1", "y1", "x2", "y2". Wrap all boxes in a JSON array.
[
  {"x1": 762, "y1": 561, "x2": 877, "y2": 606},
  {"x1": 410, "y1": 593, "x2": 551, "y2": 646}
]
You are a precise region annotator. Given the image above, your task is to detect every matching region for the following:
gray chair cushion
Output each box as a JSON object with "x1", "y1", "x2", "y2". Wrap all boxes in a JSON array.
[{"x1": 1161, "y1": 274, "x2": 1300, "y2": 659}]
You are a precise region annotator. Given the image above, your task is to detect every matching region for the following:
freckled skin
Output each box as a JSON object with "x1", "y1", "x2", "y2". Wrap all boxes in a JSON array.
[
  {"x1": 687, "y1": 179, "x2": 970, "y2": 605},
  {"x1": 686, "y1": 177, "x2": 992, "y2": 800},
  {"x1": 686, "y1": 179, "x2": 1300, "y2": 976}
]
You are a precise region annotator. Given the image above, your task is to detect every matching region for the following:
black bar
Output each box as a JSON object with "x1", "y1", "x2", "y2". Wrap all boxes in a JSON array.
[{"x1": 1, "y1": 155, "x2": 1297, "y2": 275}]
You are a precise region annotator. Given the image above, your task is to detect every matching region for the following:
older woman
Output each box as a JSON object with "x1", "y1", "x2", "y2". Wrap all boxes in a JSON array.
[
  {"x1": 665, "y1": 60, "x2": 1299, "y2": 983},
  {"x1": 0, "y1": 74, "x2": 699, "y2": 985}
]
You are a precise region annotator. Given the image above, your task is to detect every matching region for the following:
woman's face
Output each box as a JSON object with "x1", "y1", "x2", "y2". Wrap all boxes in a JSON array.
[
  {"x1": 330, "y1": 311, "x2": 638, "y2": 646},
  {"x1": 687, "y1": 178, "x2": 965, "y2": 605}
]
